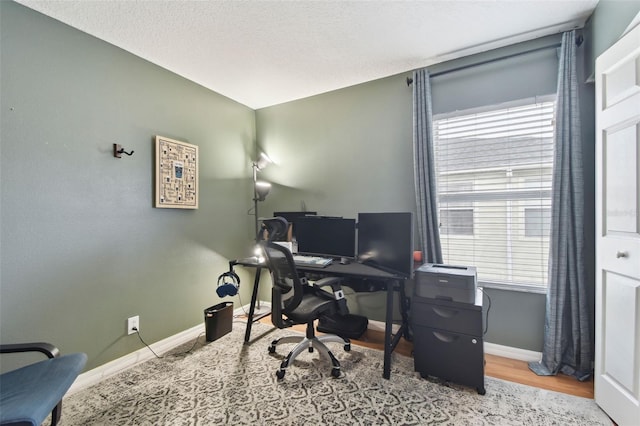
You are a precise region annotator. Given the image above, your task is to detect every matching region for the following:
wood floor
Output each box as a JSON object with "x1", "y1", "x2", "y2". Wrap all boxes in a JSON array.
[{"x1": 256, "y1": 316, "x2": 594, "y2": 399}]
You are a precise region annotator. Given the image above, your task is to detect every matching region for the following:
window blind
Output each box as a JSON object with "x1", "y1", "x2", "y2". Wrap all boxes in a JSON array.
[{"x1": 434, "y1": 96, "x2": 555, "y2": 292}]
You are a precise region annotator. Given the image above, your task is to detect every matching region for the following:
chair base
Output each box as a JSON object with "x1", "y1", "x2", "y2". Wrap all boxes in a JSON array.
[{"x1": 269, "y1": 332, "x2": 350, "y2": 379}]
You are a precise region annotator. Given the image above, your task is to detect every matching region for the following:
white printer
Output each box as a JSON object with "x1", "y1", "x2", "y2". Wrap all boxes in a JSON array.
[{"x1": 414, "y1": 263, "x2": 477, "y2": 304}]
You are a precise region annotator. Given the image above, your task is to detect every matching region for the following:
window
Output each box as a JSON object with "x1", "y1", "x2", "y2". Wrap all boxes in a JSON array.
[
  {"x1": 524, "y1": 207, "x2": 551, "y2": 238},
  {"x1": 434, "y1": 97, "x2": 555, "y2": 292},
  {"x1": 440, "y1": 181, "x2": 474, "y2": 235},
  {"x1": 440, "y1": 209, "x2": 474, "y2": 235}
]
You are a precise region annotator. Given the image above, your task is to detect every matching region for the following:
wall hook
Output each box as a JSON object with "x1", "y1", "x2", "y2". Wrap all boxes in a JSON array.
[{"x1": 113, "y1": 144, "x2": 134, "y2": 158}]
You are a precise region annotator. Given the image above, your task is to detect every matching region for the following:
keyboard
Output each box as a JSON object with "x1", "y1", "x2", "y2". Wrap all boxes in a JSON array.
[{"x1": 292, "y1": 255, "x2": 333, "y2": 268}]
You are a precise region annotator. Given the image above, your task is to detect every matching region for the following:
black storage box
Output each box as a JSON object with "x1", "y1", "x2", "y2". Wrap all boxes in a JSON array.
[
  {"x1": 204, "y1": 302, "x2": 233, "y2": 342},
  {"x1": 317, "y1": 313, "x2": 368, "y2": 339}
]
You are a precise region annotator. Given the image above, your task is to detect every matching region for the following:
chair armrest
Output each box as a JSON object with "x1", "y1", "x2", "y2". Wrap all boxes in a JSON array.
[
  {"x1": 314, "y1": 277, "x2": 349, "y2": 315},
  {"x1": 0, "y1": 342, "x2": 60, "y2": 358}
]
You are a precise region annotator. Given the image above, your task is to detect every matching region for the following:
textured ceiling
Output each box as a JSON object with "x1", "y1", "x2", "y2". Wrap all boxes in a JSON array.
[{"x1": 16, "y1": 0, "x2": 598, "y2": 109}]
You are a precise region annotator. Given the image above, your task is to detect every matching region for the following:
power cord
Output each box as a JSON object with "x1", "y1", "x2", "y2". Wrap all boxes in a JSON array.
[
  {"x1": 478, "y1": 288, "x2": 492, "y2": 335},
  {"x1": 132, "y1": 327, "x2": 163, "y2": 359},
  {"x1": 132, "y1": 328, "x2": 207, "y2": 358},
  {"x1": 173, "y1": 332, "x2": 206, "y2": 356},
  {"x1": 232, "y1": 290, "x2": 248, "y2": 318}
]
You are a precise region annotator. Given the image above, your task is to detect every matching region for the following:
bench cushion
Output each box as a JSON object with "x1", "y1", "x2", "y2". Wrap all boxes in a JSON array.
[{"x1": 0, "y1": 353, "x2": 86, "y2": 426}]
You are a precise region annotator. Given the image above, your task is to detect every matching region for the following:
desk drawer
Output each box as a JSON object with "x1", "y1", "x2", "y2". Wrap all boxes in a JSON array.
[
  {"x1": 410, "y1": 300, "x2": 482, "y2": 336},
  {"x1": 413, "y1": 325, "x2": 484, "y2": 390}
]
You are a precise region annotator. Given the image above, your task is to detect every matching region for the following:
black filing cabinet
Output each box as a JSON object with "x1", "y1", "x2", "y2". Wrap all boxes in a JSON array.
[{"x1": 411, "y1": 289, "x2": 485, "y2": 394}]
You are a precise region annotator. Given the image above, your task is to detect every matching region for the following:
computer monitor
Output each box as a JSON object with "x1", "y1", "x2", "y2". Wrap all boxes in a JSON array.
[
  {"x1": 273, "y1": 211, "x2": 317, "y2": 224},
  {"x1": 357, "y1": 212, "x2": 414, "y2": 278},
  {"x1": 294, "y1": 216, "x2": 356, "y2": 258},
  {"x1": 271, "y1": 211, "x2": 317, "y2": 242}
]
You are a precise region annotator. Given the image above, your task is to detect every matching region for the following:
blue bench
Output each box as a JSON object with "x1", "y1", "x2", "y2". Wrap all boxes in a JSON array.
[{"x1": 1, "y1": 342, "x2": 86, "y2": 426}]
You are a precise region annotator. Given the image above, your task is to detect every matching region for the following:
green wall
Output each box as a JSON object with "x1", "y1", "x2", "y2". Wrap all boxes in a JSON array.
[
  {"x1": 255, "y1": 75, "x2": 415, "y2": 219},
  {"x1": 0, "y1": 1, "x2": 258, "y2": 371}
]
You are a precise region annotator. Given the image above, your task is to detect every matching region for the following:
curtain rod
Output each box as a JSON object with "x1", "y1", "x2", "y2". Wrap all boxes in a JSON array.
[{"x1": 406, "y1": 35, "x2": 583, "y2": 86}]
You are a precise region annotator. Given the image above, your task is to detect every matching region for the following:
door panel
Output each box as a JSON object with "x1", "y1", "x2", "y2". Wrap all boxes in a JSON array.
[
  {"x1": 595, "y1": 22, "x2": 640, "y2": 426},
  {"x1": 602, "y1": 56, "x2": 640, "y2": 108},
  {"x1": 602, "y1": 272, "x2": 639, "y2": 392},
  {"x1": 604, "y1": 124, "x2": 638, "y2": 233}
]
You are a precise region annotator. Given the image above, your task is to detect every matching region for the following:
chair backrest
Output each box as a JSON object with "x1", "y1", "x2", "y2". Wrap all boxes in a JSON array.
[
  {"x1": 259, "y1": 217, "x2": 289, "y2": 242},
  {"x1": 259, "y1": 241, "x2": 305, "y2": 328}
]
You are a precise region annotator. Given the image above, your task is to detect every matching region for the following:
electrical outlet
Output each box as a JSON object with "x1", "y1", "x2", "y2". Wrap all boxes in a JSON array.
[{"x1": 127, "y1": 315, "x2": 139, "y2": 335}]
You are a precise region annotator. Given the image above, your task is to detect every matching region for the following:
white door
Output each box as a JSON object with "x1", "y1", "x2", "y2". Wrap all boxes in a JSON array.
[{"x1": 595, "y1": 22, "x2": 640, "y2": 426}]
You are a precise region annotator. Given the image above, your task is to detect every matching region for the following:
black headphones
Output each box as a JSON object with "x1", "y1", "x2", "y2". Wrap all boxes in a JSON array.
[{"x1": 216, "y1": 270, "x2": 240, "y2": 298}]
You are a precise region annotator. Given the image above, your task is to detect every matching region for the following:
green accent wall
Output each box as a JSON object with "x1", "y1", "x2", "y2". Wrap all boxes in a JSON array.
[
  {"x1": 1, "y1": 1, "x2": 257, "y2": 371},
  {"x1": 255, "y1": 75, "x2": 415, "y2": 220}
]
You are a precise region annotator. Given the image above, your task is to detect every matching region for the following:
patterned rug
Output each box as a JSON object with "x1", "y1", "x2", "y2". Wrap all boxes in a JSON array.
[{"x1": 61, "y1": 321, "x2": 611, "y2": 425}]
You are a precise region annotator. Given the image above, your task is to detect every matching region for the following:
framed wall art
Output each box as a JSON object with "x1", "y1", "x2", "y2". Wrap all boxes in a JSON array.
[{"x1": 155, "y1": 135, "x2": 199, "y2": 209}]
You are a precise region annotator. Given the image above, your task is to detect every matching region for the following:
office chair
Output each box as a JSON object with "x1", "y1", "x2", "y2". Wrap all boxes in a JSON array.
[{"x1": 260, "y1": 240, "x2": 351, "y2": 379}]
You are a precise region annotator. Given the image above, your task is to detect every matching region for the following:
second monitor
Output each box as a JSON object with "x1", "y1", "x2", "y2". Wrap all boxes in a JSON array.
[
  {"x1": 357, "y1": 212, "x2": 414, "y2": 279},
  {"x1": 294, "y1": 216, "x2": 357, "y2": 259}
]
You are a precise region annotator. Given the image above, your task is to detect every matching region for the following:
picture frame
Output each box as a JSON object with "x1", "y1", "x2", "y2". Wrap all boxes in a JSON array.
[{"x1": 155, "y1": 135, "x2": 199, "y2": 209}]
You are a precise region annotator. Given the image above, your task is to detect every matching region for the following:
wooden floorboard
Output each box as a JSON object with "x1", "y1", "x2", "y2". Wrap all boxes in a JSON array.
[{"x1": 254, "y1": 316, "x2": 594, "y2": 399}]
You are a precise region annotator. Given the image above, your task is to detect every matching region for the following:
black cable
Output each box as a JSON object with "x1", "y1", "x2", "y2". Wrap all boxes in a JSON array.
[
  {"x1": 132, "y1": 328, "x2": 163, "y2": 359},
  {"x1": 173, "y1": 332, "x2": 206, "y2": 356},
  {"x1": 232, "y1": 289, "x2": 248, "y2": 318},
  {"x1": 134, "y1": 328, "x2": 209, "y2": 358},
  {"x1": 479, "y1": 288, "x2": 492, "y2": 335}
]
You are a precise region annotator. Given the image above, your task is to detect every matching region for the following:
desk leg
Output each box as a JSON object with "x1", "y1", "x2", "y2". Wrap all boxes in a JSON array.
[
  {"x1": 399, "y1": 279, "x2": 411, "y2": 341},
  {"x1": 383, "y1": 279, "x2": 394, "y2": 379},
  {"x1": 244, "y1": 267, "x2": 262, "y2": 343}
]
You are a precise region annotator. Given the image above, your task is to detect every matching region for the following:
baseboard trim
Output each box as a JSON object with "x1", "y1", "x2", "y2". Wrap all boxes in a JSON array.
[
  {"x1": 69, "y1": 323, "x2": 205, "y2": 395},
  {"x1": 484, "y1": 342, "x2": 542, "y2": 362},
  {"x1": 368, "y1": 319, "x2": 401, "y2": 333},
  {"x1": 235, "y1": 301, "x2": 271, "y2": 317}
]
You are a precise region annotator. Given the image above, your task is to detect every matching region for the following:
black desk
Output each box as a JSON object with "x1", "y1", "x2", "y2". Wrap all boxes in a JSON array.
[{"x1": 231, "y1": 257, "x2": 409, "y2": 380}]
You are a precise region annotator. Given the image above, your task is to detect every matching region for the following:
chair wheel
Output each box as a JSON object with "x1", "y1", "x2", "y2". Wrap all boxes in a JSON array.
[
  {"x1": 276, "y1": 369, "x2": 285, "y2": 380},
  {"x1": 268, "y1": 345, "x2": 276, "y2": 354},
  {"x1": 344, "y1": 343, "x2": 351, "y2": 352},
  {"x1": 331, "y1": 368, "x2": 341, "y2": 378},
  {"x1": 308, "y1": 347, "x2": 314, "y2": 353}
]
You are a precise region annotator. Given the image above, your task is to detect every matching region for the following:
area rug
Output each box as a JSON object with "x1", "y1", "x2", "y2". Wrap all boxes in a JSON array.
[{"x1": 60, "y1": 321, "x2": 611, "y2": 425}]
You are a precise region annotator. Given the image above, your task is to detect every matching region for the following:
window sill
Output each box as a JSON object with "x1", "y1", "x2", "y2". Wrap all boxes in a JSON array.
[{"x1": 479, "y1": 280, "x2": 547, "y2": 295}]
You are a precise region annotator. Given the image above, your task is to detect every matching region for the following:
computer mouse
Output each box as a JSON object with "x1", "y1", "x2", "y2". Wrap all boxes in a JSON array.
[{"x1": 340, "y1": 257, "x2": 350, "y2": 265}]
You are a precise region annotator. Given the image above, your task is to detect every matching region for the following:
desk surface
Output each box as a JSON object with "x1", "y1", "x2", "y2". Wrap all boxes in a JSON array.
[{"x1": 234, "y1": 257, "x2": 402, "y2": 280}]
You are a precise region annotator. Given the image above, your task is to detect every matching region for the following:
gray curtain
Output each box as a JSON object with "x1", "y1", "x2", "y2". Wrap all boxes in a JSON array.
[
  {"x1": 529, "y1": 30, "x2": 591, "y2": 380},
  {"x1": 412, "y1": 69, "x2": 443, "y2": 264}
]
